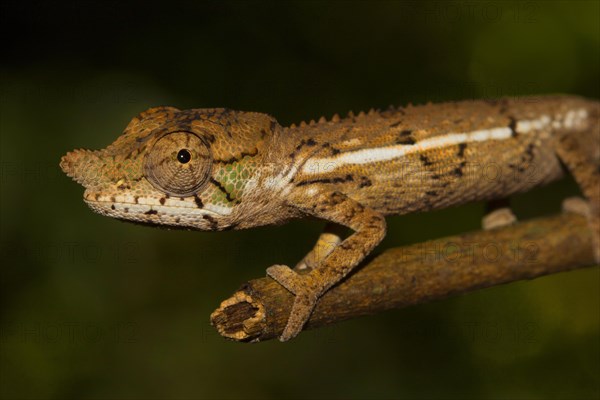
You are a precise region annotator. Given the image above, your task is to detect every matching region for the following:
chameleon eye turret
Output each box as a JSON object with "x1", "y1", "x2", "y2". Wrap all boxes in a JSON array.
[{"x1": 144, "y1": 131, "x2": 212, "y2": 197}]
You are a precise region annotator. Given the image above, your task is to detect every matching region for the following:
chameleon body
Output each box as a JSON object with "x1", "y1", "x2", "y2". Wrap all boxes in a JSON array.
[{"x1": 61, "y1": 95, "x2": 600, "y2": 341}]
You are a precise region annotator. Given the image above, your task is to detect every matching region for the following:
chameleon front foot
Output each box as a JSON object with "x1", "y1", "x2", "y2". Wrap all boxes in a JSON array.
[
  {"x1": 266, "y1": 264, "x2": 321, "y2": 341},
  {"x1": 482, "y1": 207, "x2": 517, "y2": 230}
]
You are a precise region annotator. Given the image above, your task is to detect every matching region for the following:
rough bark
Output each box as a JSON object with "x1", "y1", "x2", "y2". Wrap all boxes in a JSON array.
[{"x1": 210, "y1": 212, "x2": 597, "y2": 342}]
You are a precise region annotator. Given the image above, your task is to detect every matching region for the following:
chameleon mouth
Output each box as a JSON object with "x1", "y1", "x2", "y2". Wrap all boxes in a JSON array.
[
  {"x1": 82, "y1": 190, "x2": 231, "y2": 230},
  {"x1": 84, "y1": 198, "x2": 229, "y2": 231},
  {"x1": 83, "y1": 190, "x2": 230, "y2": 215}
]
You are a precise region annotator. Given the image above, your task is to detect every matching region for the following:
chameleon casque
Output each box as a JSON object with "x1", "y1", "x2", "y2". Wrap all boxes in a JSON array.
[{"x1": 61, "y1": 95, "x2": 600, "y2": 341}]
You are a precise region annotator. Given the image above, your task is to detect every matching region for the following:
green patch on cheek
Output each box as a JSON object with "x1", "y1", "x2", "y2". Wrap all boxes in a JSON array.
[
  {"x1": 211, "y1": 191, "x2": 227, "y2": 205},
  {"x1": 212, "y1": 155, "x2": 258, "y2": 201}
]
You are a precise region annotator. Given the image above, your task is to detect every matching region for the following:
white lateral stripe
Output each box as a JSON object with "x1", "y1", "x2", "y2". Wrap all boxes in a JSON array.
[
  {"x1": 516, "y1": 115, "x2": 551, "y2": 133},
  {"x1": 300, "y1": 109, "x2": 588, "y2": 175},
  {"x1": 301, "y1": 126, "x2": 511, "y2": 174}
]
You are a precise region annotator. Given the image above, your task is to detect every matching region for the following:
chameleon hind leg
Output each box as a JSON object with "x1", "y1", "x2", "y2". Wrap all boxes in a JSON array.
[
  {"x1": 294, "y1": 223, "x2": 346, "y2": 271},
  {"x1": 267, "y1": 191, "x2": 386, "y2": 341},
  {"x1": 555, "y1": 132, "x2": 600, "y2": 263}
]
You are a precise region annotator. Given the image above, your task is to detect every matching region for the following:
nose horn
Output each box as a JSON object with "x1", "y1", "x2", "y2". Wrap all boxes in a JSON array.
[{"x1": 60, "y1": 149, "x2": 102, "y2": 187}]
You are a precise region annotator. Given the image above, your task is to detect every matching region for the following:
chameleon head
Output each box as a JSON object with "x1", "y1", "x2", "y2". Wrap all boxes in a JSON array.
[{"x1": 60, "y1": 106, "x2": 279, "y2": 231}]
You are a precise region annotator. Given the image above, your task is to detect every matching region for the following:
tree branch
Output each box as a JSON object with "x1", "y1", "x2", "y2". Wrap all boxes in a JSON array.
[{"x1": 210, "y1": 212, "x2": 597, "y2": 342}]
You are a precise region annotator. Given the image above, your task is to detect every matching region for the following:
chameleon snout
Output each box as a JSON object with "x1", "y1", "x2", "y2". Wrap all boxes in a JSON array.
[{"x1": 60, "y1": 149, "x2": 103, "y2": 187}]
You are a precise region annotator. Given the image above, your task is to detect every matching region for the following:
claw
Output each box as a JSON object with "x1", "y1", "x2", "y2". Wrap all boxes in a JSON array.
[
  {"x1": 482, "y1": 207, "x2": 517, "y2": 230},
  {"x1": 266, "y1": 264, "x2": 322, "y2": 341},
  {"x1": 562, "y1": 196, "x2": 591, "y2": 218}
]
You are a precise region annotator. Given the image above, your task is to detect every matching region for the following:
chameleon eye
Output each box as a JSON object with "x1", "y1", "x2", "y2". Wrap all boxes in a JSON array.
[
  {"x1": 177, "y1": 149, "x2": 191, "y2": 164},
  {"x1": 144, "y1": 131, "x2": 212, "y2": 197}
]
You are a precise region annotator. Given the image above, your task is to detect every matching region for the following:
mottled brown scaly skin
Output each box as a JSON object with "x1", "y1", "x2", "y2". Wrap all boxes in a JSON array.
[{"x1": 61, "y1": 95, "x2": 600, "y2": 341}]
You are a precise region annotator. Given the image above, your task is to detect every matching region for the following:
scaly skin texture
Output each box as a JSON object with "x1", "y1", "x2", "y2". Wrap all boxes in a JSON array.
[{"x1": 61, "y1": 95, "x2": 600, "y2": 341}]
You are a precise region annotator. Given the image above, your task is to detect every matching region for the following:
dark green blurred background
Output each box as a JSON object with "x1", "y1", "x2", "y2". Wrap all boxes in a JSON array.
[{"x1": 1, "y1": 1, "x2": 598, "y2": 399}]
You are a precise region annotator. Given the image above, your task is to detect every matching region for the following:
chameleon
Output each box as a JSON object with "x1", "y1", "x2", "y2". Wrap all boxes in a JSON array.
[{"x1": 60, "y1": 95, "x2": 600, "y2": 341}]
